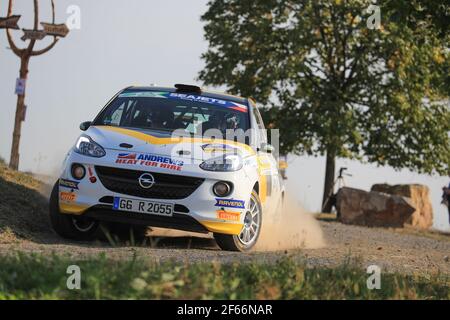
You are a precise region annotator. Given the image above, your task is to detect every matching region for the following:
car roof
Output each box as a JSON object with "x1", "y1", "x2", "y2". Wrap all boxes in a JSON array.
[{"x1": 123, "y1": 85, "x2": 249, "y2": 105}]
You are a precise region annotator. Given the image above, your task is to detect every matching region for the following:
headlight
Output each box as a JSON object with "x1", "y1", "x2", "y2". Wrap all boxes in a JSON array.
[
  {"x1": 200, "y1": 154, "x2": 243, "y2": 172},
  {"x1": 73, "y1": 135, "x2": 106, "y2": 158}
]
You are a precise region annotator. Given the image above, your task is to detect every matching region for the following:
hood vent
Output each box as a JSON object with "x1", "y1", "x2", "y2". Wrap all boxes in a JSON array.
[{"x1": 119, "y1": 143, "x2": 133, "y2": 148}]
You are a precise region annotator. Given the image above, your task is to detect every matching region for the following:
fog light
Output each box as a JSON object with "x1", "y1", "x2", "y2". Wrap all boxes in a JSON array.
[
  {"x1": 213, "y1": 181, "x2": 232, "y2": 197},
  {"x1": 71, "y1": 163, "x2": 86, "y2": 180}
]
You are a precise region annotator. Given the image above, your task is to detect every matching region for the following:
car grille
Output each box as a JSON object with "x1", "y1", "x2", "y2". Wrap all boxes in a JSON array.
[{"x1": 95, "y1": 166, "x2": 205, "y2": 200}]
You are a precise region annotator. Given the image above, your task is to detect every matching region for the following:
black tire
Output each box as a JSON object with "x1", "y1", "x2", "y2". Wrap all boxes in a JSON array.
[
  {"x1": 214, "y1": 191, "x2": 262, "y2": 252},
  {"x1": 49, "y1": 182, "x2": 99, "y2": 241}
]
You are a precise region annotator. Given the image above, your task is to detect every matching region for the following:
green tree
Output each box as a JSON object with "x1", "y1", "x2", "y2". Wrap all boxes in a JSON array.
[
  {"x1": 199, "y1": 0, "x2": 450, "y2": 212},
  {"x1": 385, "y1": 0, "x2": 449, "y2": 38}
]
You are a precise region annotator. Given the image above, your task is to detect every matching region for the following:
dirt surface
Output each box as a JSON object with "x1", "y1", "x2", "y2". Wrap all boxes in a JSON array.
[
  {"x1": 1, "y1": 162, "x2": 450, "y2": 276},
  {"x1": 1, "y1": 221, "x2": 449, "y2": 276},
  {"x1": 309, "y1": 221, "x2": 450, "y2": 275}
]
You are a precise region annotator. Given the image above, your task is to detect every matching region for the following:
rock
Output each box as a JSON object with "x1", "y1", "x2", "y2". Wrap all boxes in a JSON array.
[
  {"x1": 371, "y1": 184, "x2": 433, "y2": 229},
  {"x1": 336, "y1": 187, "x2": 416, "y2": 228}
]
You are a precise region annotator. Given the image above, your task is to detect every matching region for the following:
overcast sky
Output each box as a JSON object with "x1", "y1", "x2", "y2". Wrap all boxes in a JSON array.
[{"x1": 0, "y1": 0, "x2": 448, "y2": 230}]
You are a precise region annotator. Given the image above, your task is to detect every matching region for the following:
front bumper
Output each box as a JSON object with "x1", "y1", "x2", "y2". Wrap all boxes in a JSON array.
[
  {"x1": 83, "y1": 204, "x2": 210, "y2": 234},
  {"x1": 58, "y1": 151, "x2": 254, "y2": 235}
]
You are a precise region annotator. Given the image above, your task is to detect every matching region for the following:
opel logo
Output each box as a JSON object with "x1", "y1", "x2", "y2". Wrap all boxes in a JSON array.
[{"x1": 138, "y1": 173, "x2": 155, "y2": 189}]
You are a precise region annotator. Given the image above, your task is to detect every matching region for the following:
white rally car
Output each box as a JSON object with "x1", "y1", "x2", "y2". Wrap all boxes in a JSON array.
[{"x1": 50, "y1": 84, "x2": 284, "y2": 251}]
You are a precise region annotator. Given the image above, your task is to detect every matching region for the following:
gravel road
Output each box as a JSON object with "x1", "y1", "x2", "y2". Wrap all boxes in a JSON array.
[
  {"x1": 1, "y1": 220, "x2": 449, "y2": 276},
  {"x1": 305, "y1": 221, "x2": 450, "y2": 275}
]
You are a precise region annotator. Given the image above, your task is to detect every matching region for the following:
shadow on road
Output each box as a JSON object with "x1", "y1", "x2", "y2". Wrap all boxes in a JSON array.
[
  {"x1": 0, "y1": 174, "x2": 53, "y2": 243},
  {"x1": 146, "y1": 235, "x2": 218, "y2": 250},
  {"x1": 0, "y1": 168, "x2": 219, "y2": 250}
]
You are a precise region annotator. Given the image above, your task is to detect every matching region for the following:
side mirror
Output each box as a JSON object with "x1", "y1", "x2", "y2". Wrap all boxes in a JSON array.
[
  {"x1": 260, "y1": 143, "x2": 275, "y2": 153},
  {"x1": 80, "y1": 121, "x2": 92, "y2": 131}
]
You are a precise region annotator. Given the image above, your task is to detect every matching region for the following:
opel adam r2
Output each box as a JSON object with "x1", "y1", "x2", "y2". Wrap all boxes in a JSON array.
[{"x1": 49, "y1": 84, "x2": 284, "y2": 251}]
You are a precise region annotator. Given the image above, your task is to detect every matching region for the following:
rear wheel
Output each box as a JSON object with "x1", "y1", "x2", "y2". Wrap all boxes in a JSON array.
[
  {"x1": 214, "y1": 191, "x2": 262, "y2": 252},
  {"x1": 49, "y1": 182, "x2": 99, "y2": 241}
]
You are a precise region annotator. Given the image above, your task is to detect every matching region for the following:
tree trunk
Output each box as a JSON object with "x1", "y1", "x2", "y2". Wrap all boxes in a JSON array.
[
  {"x1": 321, "y1": 148, "x2": 336, "y2": 213},
  {"x1": 9, "y1": 56, "x2": 29, "y2": 171}
]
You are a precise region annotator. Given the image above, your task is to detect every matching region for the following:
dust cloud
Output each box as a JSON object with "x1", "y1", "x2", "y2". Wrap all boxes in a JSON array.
[
  {"x1": 36, "y1": 168, "x2": 61, "y2": 199},
  {"x1": 255, "y1": 193, "x2": 326, "y2": 251},
  {"x1": 36, "y1": 163, "x2": 327, "y2": 252}
]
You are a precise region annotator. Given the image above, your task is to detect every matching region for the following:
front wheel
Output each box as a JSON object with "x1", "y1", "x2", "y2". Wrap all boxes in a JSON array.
[
  {"x1": 214, "y1": 191, "x2": 262, "y2": 252},
  {"x1": 49, "y1": 182, "x2": 99, "y2": 241}
]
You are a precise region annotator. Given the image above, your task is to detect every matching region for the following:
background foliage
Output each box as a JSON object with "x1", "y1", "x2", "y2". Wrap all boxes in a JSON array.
[{"x1": 199, "y1": 0, "x2": 450, "y2": 176}]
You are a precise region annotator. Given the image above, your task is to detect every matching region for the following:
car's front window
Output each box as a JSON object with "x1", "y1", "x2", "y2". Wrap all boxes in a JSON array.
[{"x1": 93, "y1": 91, "x2": 250, "y2": 138}]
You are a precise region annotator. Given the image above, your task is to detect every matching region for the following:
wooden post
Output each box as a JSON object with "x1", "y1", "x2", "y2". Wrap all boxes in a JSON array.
[
  {"x1": 10, "y1": 57, "x2": 29, "y2": 169},
  {"x1": 5, "y1": 0, "x2": 64, "y2": 170}
]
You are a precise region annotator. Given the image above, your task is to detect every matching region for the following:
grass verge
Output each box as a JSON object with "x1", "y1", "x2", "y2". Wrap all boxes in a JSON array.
[{"x1": 0, "y1": 252, "x2": 448, "y2": 300}]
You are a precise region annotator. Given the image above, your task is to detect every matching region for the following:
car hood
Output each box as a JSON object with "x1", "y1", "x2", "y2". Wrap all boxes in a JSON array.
[{"x1": 85, "y1": 125, "x2": 254, "y2": 161}]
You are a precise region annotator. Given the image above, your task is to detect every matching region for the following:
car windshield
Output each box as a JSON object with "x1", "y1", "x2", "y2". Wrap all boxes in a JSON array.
[{"x1": 93, "y1": 91, "x2": 250, "y2": 137}]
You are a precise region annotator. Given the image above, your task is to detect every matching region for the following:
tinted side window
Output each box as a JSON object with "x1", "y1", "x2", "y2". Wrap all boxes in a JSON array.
[
  {"x1": 251, "y1": 104, "x2": 267, "y2": 145},
  {"x1": 252, "y1": 106, "x2": 265, "y2": 130}
]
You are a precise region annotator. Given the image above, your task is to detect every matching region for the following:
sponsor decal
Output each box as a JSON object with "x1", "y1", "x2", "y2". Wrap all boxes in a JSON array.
[
  {"x1": 115, "y1": 153, "x2": 184, "y2": 171},
  {"x1": 115, "y1": 153, "x2": 138, "y2": 165},
  {"x1": 60, "y1": 192, "x2": 77, "y2": 202},
  {"x1": 87, "y1": 166, "x2": 97, "y2": 183},
  {"x1": 215, "y1": 198, "x2": 245, "y2": 209},
  {"x1": 169, "y1": 92, "x2": 228, "y2": 106},
  {"x1": 216, "y1": 210, "x2": 241, "y2": 222},
  {"x1": 118, "y1": 91, "x2": 168, "y2": 98},
  {"x1": 59, "y1": 178, "x2": 79, "y2": 190},
  {"x1": 117, "y1": 153, "x2": 137, "y2": 160},
  {"x1": 168, "y1": 93, "x2": 248, "y2": 112},
  {"x1": 117, "y1": 91, "x2": 248, "y2": 112}
]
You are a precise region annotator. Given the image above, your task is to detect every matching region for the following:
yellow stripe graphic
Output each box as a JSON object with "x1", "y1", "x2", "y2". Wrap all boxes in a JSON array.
[
  {"x1": 59, "y1": 203, "x2": 89, "y2": 215},
  {"x1": 96, "y1": 125, "x2": 255, "y2": 154},
  {"x1": 200, "y1": 221, "x2": 243, "y2": 235}
]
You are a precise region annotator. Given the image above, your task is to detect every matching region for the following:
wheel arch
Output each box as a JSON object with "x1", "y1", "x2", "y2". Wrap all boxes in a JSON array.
[{"x1": 252, "y1": 182, "x2": 259, "y2": 194}]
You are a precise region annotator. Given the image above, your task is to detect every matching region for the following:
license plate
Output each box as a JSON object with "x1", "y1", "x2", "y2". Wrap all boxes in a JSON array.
[{"x1": 113, "y1": 197, "x2": 173, "y2": 216}]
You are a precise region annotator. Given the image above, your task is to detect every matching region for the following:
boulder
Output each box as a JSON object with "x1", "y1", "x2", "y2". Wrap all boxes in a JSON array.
[
  {"x1": 336, "y1": 187, "x2": 415, "y2": 228},
  {"x1": 371, "y1": 184, "x2": 433, "y2": 229}
]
